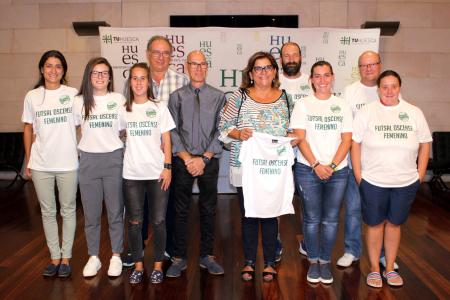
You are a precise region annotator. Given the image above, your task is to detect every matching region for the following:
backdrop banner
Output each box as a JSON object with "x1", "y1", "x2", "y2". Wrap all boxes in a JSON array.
[{"x1": 100, "y1": 27, "x2": 380, "y2": 193}]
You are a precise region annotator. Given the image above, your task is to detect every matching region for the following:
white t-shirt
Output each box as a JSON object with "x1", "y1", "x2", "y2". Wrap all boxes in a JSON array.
[
  {"x1": 74, "y1": 92, "x2": 125, "y2": 153},
  {"x1": 290, "y1": 94, "x2": 353, "y2": 169},
  {"x1": 279, "y1": 72, "x2": 312, "y2": 104},
  {"x1": 343, "y1": 80, "x2": 379, "y2": 168},
  {"x1": 120, "y1": 101, "x2": 176, "y2": 180},
  {"x1": 21, "y1": 85, "x2": 79, "y2": 171},
  {"x1": 353, "y1": 99, "x2": 432, "y2": 187},
  {"x1": 343, "y1": 81, "x2": 379, "y2": 118},
  {"x1": 239, "y1": 132, "x2": 295, "y2": 218}
]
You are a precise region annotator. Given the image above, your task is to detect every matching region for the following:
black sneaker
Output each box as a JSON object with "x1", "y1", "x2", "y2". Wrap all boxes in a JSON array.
[
  {"x1": 58, "y1": 264, "x2": 71, "y2": 278},
  {"x1": 121, "y1": 252, "x2": 134, "y2": 268},
  {"x1": 43, "y1": 263, "x2": 59, "y2": 277}
]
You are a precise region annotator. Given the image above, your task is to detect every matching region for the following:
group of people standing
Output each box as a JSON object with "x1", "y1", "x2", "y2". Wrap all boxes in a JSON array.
[{"x1": 22, "y1": 35, "x2": 431, "y2": 289}]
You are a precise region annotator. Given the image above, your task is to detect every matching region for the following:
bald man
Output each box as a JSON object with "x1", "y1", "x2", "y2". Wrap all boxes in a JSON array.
[{"x1": 167, "y1": 51, "x2": 226, "y2": 277}]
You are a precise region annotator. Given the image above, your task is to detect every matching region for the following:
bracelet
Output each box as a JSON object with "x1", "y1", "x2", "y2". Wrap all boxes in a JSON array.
[
  {"x1": 164, "y1": 163, "x2": 172, "y2": 170},
  {"x1": 311, "y1": 161, "x2": 320, "y2": 169}
]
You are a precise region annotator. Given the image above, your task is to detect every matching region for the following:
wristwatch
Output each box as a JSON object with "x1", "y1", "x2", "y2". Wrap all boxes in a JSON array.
[
  {"x1": 329, "y1": 162, "x2": 337, "y2": 172},
  {"x1": 201, "y1": 155, "x2": 211, "y2": 165},
  {"x1": 164, "y1": 163, "x2": 172, "y2": 170}
]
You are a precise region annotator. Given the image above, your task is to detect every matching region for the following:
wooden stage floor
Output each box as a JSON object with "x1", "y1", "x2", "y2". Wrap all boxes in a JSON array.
[{"x1": 0, "y1": 181, "x2": 449, "y2": 299}]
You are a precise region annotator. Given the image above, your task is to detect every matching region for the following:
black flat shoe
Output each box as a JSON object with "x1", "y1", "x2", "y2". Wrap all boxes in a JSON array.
[
  {"x1": 241, "y1": 260, "x2": 255, "y2": 282},
  {"x1": 58, "y1": 264, "x2": 71, "y2": 278},
  {"x1": 43, "y1": 263, "x2": 60, "y2": 277}
]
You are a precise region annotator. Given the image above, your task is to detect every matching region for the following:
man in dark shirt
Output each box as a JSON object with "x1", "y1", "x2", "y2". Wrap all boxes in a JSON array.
[{"x1": 167, "y1": 50, "x2": 226, "y2": 277}]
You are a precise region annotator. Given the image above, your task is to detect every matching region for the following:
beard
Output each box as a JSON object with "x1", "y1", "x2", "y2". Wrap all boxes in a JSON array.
[{"x1": 282, "y1": 62, "x2": 301, "y2": 76}]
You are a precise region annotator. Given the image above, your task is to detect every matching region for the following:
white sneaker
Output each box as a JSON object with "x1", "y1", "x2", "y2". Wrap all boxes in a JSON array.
[
  {"x1": 108, "y1": 255, "x2": 123, "y2": 277},
  {"x1": 379, "y1": 256, "x2": 399, "y2": 271},
  {"x1": 337, "y1": 253, "x2": 359, "y2": 267},
  {"x1": 83, "y1": 256, "x2": 101, "y2": 277}
]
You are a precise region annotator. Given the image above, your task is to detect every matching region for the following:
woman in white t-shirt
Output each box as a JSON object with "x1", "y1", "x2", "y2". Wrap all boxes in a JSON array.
[
  {"x1": 74, "y1": 57, "x2": 126, "y2": 278},
  {"x1": 290, "y1": 61, "x2": 353, "y2": 285},
  {"x1": 22, "y1": 50, "x2": 78, "y2": 278},
  {"x1": 120, "y1": 63, "x2": 175, "y2": 284},
  {"x1": 352, "y1": 70, "x2": 431, "y2": 288}
]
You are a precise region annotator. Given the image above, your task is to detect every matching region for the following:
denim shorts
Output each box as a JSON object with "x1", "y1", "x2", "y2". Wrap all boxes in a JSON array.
[{"x1": 359, "y1": 179, "x2": 420, "y2": 226}]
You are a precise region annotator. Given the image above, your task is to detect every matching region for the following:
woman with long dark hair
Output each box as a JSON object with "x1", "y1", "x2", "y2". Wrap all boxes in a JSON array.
[
  {"x1": 74, "y1": 57, "x2": 126, "y2": 278},
  {"x1": 22, "y1": 50, "x2": 78, "y2": 277},
  {"x1": 120, "y1": 63, "x2": 174, "y2": 284}
]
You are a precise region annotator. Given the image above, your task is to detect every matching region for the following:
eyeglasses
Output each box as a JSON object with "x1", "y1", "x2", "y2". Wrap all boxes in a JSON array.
[
  {"x1": 91, "y1": 71, "x2": 110, "y2": 78},
  {"x1": 358, "y1": 62, "x2": 381, "y2": 69},
  {"x1": 187, "y1": 61, "x2": 208, "y2": 69},
  {"x1": 150, "y1": 50, "x2": 171, "y2": 58},
  {"x1": 253, "y1": 65, "x2": 274, "y2": 73}
]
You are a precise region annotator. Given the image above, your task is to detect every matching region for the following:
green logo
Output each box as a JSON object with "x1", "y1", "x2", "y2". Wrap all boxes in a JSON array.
[
  {"x1": 331, "y1": 104, "x2": 341, "y2": 113},
  {"x1": 107, "y1": 101, "x2": 117, "y2": 110},
  {"x1": 300, "y1": 85, "x2": 310, "y2": 91},
  {"x1": 59, "y1": 95, "x2": 70, "y2": 105},
  {"x1": 277, "y1": 146, "x2": 286, "y2": 156},
  {"x1": 102, "y1": 34, "x2": 113, "y2": 44},
  {"x1": 146, "y1": 109, "x2": 156, "y2": 118},
  {"x1": 399, "y1": 112, "x2": 409, "y2": 122}
]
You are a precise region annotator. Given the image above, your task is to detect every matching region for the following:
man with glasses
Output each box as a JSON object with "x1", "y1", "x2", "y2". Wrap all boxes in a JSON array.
[
  {"x1": 166, "y1": 50, "x2": 226, "y2": 277},
  {"x1": 338, "y1": 51, "x2": 398, "y2": 271}
]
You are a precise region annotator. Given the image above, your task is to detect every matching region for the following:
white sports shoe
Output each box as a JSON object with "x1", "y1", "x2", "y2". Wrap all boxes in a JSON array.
[
  {"x1": 379, "y1": 256, "x2": 399, "y2": 271},
  {"x1": 337, "y1": 253, "x2": 359, "y2": 267},
  {"x1": 108, "y1": 255, "x2": 123, "y2": 277},
  {"x1": 83, "y1": 256, "x2": 101, "y2": 277}
]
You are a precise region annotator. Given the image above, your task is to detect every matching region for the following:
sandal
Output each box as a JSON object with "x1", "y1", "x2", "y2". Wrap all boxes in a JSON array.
[
  {"x1": 366, "y1": 272, "x2": 382, "y2": 288},
  {"x1": 262, "y1": 263, "x2": 277, "y2": 282},
  {"x1": 383, "y1": 270, "x2": 403, "y2": 287},
  {"x1": 241, "y1": 261, "x2": 255, "y2": 282}
]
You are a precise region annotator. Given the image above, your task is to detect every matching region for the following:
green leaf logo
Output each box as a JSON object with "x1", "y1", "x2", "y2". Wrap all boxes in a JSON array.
[
  {"x1": 399, "y1": 112, "x2": 409, "y2": 122},
  {"x1": 146, "y1": 109, "x2": 156, "y2": 118},
  {"x1": 331, "y1": 104, "x2": 341, "y2": 113},
  {"x1": 107, "y1": 101, "x2": 117, "y2": 110},
  {"x1": 59, "y1": 95, "x2": 70, "y2": 105}
]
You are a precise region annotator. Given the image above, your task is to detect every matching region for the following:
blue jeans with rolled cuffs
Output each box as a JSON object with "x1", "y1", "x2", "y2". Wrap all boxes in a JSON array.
[
  {"x1": 295, "y1": 163, "x2": 348, "y2": 263},
  {"x1": 342, "y1": 171, "x2": 362, "y2": 258}
]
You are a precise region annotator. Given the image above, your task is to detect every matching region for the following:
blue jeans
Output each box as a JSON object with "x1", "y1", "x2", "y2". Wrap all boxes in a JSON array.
[
  {"x1": 342, "y1": 171, "x2": 361, "y2": 258},
  {"x1": 295, "y1": 163, "x2": 348, "y2": 263}
]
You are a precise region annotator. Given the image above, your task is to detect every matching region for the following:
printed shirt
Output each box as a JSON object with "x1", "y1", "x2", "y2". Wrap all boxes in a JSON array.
[
  {"x1": 218, "y1": 89, "x2": 293, "y2": 187},
  {"x1": 74, "y1": 92, "x2": 126, "y2": 153},
  {"x1": 343, "y1": 80, "x2": 379, "y2": 168},
  {"x1": 22, "y1": 85, "x2": 79, "y2": 171},
  {"x1": 152, "y1": 68, "x2": 189, "y2": 106},
  {"x1": 120, "y1": 101, "x2": 175, "y2": 180},
  {"x1": 290, "y1": 94, "x2": 353, "y2": 169},
  {"x1": 279, "y1": 72, "x2": 312, "y2": 104},
  {"x1": 353, "y1": 99, "x2": 432, "y2": 187},
  {"x1": 239, "y1": 132, "x2": 295, "y2": 218}
]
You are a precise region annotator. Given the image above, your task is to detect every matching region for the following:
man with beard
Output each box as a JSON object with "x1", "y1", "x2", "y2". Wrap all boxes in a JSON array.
[
  {"x1": 279, "y1": 42, "x2": 312, "y2": 104},
  {"x1": 278, "y1": 42, "x2": 312, "y2": 262}
]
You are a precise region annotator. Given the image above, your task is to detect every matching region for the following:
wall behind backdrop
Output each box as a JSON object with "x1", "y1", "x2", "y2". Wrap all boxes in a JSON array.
[{"x1": 1, "y1": 0, "x2": 449, "y2": 135}]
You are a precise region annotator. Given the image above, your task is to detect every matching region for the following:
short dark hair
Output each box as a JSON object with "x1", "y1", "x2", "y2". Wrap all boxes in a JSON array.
[
  {"x1": 241, "y1": 51, "x2": 280, "y2": 89},
  {"x1": 377, "y1": 70, "x2": 402, "y2": 87},
  {"x1": 34, "y1": 50, "x2": 68, "y2": 89},
  {"x1": 146, "y1": 35, "x2": 172, "y2": 53}
]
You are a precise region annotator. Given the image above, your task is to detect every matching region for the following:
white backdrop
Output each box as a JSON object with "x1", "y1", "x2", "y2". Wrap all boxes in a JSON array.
[{"x1": 100, "y1": 27, "x2": 380, "y2": 193}]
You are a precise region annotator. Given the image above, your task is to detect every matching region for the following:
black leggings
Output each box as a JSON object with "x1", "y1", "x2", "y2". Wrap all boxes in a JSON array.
[{"x1": 123, "y1": 179, "x2": 169, "y2": 263}]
